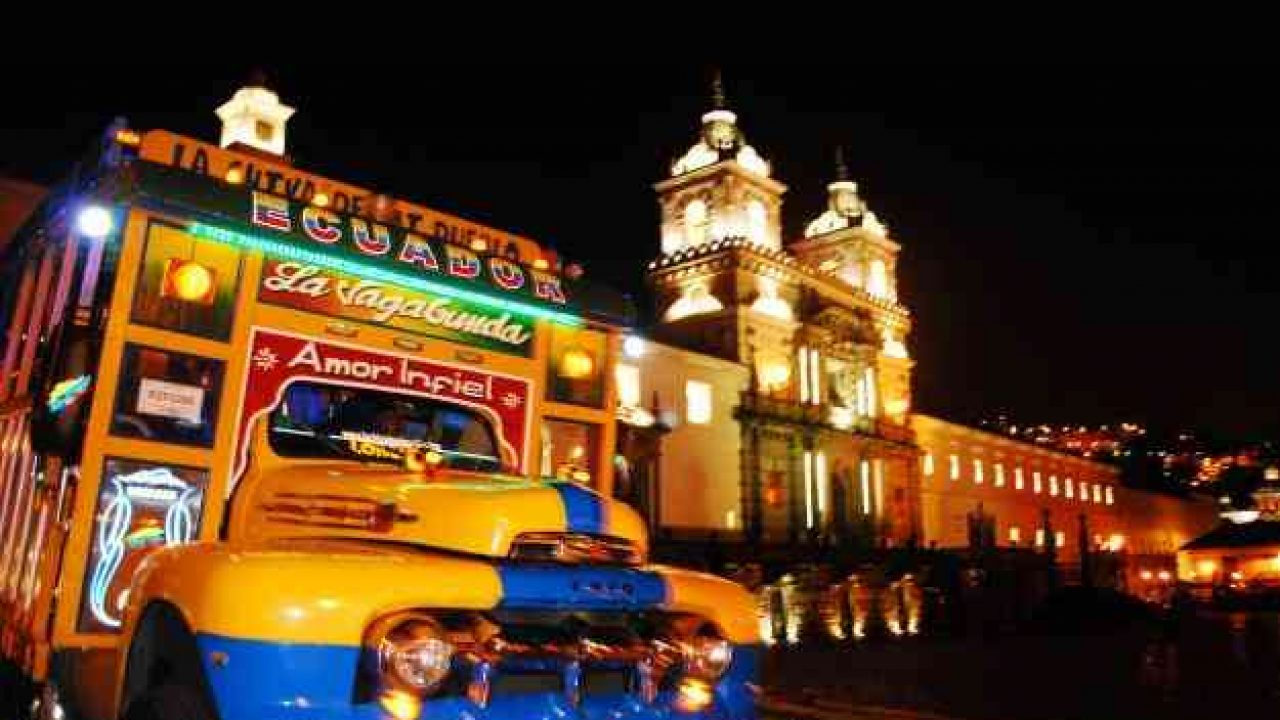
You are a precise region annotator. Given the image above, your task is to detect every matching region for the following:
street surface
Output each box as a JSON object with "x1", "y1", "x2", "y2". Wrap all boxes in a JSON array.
[{"x1": 760, "y1": 610, "x2": 1280, "y2": 720}]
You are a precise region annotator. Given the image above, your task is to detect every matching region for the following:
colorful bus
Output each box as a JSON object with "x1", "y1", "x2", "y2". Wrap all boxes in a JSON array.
[{"x1": 0, "y1": 105, "x2": 759, "y2": 720}]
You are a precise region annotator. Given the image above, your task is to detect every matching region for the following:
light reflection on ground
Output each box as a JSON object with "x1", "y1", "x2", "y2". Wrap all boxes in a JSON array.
[{"x1": 762, "y1": 610, "x2": 1280, "y2": 720}]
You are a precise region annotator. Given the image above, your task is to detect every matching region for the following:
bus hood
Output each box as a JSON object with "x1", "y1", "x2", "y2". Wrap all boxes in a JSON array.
[{"x1": 244, "y1": 464, "x2": 650, "y2": 562}]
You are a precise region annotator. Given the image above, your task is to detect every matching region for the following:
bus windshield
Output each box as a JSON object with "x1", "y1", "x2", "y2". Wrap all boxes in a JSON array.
[{"x1": 268, "y1": 382, "x2": 503, "y2": 472}]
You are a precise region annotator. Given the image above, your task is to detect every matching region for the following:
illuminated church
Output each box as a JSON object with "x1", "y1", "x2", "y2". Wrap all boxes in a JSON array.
[
  {"x1": 614, "y1": 77, "x2": 1217, "y2": 564},
  {"x1": 619, "y1": 77, "x2": 918, "y2": 546}
]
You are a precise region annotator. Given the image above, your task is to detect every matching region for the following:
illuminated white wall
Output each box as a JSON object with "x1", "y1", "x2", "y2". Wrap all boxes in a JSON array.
[{"x1": 622, "y1": 340, "x2": 749, "y2": 532}]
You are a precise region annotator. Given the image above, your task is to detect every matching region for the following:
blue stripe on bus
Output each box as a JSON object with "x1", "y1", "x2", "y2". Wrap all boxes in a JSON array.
[{"x1": 552, "y1": 482, "x2": 606, "y2": 534}]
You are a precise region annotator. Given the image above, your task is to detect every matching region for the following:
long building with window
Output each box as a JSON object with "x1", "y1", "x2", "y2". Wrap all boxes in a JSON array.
[{"x1": 614, "y1": 81, "x2": 1218, "y2": 566}]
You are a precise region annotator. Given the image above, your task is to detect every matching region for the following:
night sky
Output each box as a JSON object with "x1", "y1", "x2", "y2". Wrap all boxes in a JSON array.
[{"x1": 3, "y1": 64, "x2": 1277, "y2": 441}]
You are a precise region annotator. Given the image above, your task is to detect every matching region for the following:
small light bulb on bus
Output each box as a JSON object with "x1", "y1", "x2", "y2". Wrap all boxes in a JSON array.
[
  {"x1": 470, "y1": 239, "x2": 487, "y2": 252},
  {"x1": 623, "y1": 335, "x2": 645, "y2": 359},
  {"x1": 224, "y1": 166, "x2": 245, "y2": 185},
  {"x1": 311, "y1": 192, "x2": 330, "y2": 207},
  {"x1": 76, "y1": 205, "x2": 113, "y2": 239}
]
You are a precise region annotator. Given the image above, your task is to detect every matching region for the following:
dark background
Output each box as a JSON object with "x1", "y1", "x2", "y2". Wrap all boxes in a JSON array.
[{"x1": 2, "y1": 64, "x2": 1276, "y2": 442}]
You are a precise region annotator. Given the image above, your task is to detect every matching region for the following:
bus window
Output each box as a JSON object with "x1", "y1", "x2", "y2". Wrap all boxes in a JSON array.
[
  {"x1": 540, "y1": 418, "x2": 599, "y2": 483},
  {"x1": 77, "y1": 458, "x2": 208, "y2": 632},
  {"x1": 546, "y1": 326, "x2": 606, "y2": 408},
  {"x1": 268, "y1": 382, "x2": 502, "y2": 473},
  {"x1": 131, "y1": 222, "x2": 243, "y2": 341},
  {"x1": 110, "y1": 344, "x2": 224, "y2": 447}
]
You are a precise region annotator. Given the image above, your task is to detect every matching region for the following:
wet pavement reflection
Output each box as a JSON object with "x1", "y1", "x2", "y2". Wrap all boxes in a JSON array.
[{"x1": 763, "y1": 610, "x2": 1280, "y2": 720}]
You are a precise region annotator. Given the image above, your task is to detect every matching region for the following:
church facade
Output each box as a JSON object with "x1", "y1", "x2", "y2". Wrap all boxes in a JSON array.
[{"x1": 613, "y1": 82, "x2": 1217, "y2": 561}]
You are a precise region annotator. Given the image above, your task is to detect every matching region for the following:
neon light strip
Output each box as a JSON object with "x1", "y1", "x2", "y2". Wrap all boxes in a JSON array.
[
  {"x1": 187, "y1": 222, "x2": 583, "y2": 327},
  {"x1": 88, "y1": 470, "x2": 200, "y2": 629}
]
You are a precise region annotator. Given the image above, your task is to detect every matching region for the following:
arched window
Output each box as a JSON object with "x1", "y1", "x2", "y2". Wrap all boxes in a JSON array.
[
  {"x1": 867, "y1": 259, "x2": 890, "y2": 299},
  {"x1": 684, "y1": 199, "x2": 708, "y2": 247},
  {"x1": 747, "y1": 200, "x2": 768, "y2": 247}
]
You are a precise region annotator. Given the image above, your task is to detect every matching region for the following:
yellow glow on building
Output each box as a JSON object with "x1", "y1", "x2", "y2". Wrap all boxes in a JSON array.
[
  {"x1": 863, "y1": 367, "x2": 877, "y2": 417},
  {"x1": 664, "y1": 282, "x2": 724, "y2": 321},
  {"x1": 798, "y1": 347, "x2": 810, "y2": 403},
  {"x1": 616, "y1": 364, "x2": 640, "y2": 407},
  {"x1": 1015, "y1": 466, "x2": 1025, "y2": 490},
  {"x1": 816, "y1": 452, "x2": 829, "y2": 517},
  {"x1": 685, "y1": 380, "x2": 712, "y2": 424},
  {"x1": 861, "y1": 460, "x2": 872, "y2": 515},
  {"x1": 973, "y1": 458, "x2": 984, "y2": 484},
  {"x1": 922, "y1": 453, "x2": 935, "y2": 477},
  {"x1": 760, "y1": 360, "x2": 790, "y2": 391},
  {"x1": 809, "y1": 349, "x2": 822, "y2": 404},
  {"x1": 804, "y1": 450, "x2": 815, "y2": 529},
  {"x1": 867, "y1": 259, "x2": 891, "y2": 300},
  {"x1": 994, "y1": 463, "x2": 1005, "y2": 487},
  {"x1": 751, "y1": 276, "x2": 793, "y2": 321},
  {"x1": 949, "y1": 454, "x2": 960, "y2": 481},
  {"x1": 874, "y1": 459, "x2": 885, "y2": 516}
]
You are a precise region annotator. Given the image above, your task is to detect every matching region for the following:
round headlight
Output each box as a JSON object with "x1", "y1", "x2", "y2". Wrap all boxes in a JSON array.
[
  {"x1": 377, "y1": 617, "x2": 454, "y2": 693},
  {"x1": 685, "y1": 634, "x2": 733, "y2": 679}
]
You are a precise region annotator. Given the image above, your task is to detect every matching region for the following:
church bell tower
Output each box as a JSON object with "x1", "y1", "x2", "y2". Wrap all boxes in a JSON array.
[{"x1": 649, "y1": 74, "x2": 793, "y2": 372}]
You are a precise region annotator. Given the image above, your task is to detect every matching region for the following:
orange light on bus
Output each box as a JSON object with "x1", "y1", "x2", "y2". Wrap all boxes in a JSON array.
[
  {"x1": 557, "y1": 348, "x2": 595, "y2": 380},
  {"x1": 533, "y1": 258, "x2": 550, "y2": 270},
  {"x1": 225, "y1": 166, "x2": 245, "y2": 185},
  {"x1": 470, "y1": 239, "x2": 488, "y2": 252},
  {"x1": 311, "y1": 192, "x2": 330, "y2": 208},
  {"x1": 162, "y1": 259, "x2": 217, "y2": 304}
]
